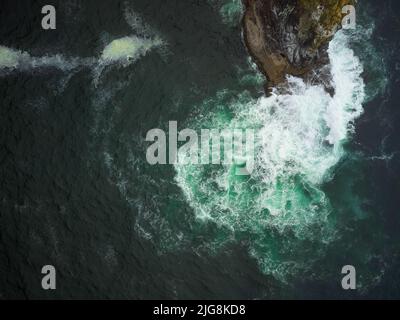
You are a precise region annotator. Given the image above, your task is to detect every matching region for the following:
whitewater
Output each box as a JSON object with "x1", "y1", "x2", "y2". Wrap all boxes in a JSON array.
[{"x1": 174, "y1": 29, "x2": 366, "y2": 281}]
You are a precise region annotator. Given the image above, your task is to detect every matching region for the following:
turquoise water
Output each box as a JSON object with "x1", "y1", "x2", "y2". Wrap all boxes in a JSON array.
[
  {"x1": 173, "y1": 25, "x2": 381, "y2": 284},
  {"x1": 1, "y1": 0, "x2": 398, "y2": 299},
  {"x1": 91, "y1": 0, "x2": 392, "y2": 296}
]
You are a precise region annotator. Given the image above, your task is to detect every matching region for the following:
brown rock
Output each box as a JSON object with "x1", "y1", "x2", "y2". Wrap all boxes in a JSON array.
[{"x1": 242, "y1": 0, "x2": 356, "y2": 93}]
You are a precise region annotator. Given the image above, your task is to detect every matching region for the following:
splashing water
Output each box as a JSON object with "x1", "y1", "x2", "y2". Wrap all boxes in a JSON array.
[
  {"x1": 174, "y1": 29, "x2": 366, "y2": 281},
  {"x1": 92, "y1": 6, "x2": 387, "y2": 287}
]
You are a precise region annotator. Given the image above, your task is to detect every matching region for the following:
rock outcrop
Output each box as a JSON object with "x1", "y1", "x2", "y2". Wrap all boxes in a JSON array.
[{"x1": 242, "y1": 0, "x2": 355, "y2": 93}]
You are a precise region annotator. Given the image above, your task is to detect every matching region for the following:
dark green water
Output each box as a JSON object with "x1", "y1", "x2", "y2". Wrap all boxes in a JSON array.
[{"x1": 1, "y1": 0, "x2": 400, "y2": 299}]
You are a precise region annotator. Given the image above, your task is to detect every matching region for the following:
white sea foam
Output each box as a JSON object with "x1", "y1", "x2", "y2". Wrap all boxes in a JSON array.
[
  {"x1": 0, "y1": 45, "x2": 94, "y2": 74},
  {"x1": 0, "y1": 9, "x2": 164, "y2": 83},
  {"x1": 100, "y1": 36, "x2": 162, "y2": 65},
  {"x1": 0, "y1": 46, "x2": 28, "y2": 69},
  {"x1": 91, "y1": 35, "x2": 163, "y2": 86},
  {"x1": 251, "y1": 31, "x2": 365, "y2": 188},
  {"x1": 174, "y1": 29, "x2": 366, "y2": 280}
]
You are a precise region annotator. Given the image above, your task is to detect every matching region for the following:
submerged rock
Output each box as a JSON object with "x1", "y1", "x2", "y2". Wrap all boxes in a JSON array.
[{"x1": 242, "y1": 0, "x2": 355, "y2": 93}]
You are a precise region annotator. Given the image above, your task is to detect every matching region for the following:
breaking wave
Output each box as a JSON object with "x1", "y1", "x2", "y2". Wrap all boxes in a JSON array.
[
  {"x1": 174, "y1": 29, "x2": 367, "y2": 281},
  {"x1": 0, "y1": 45, "x2": 94, "y2": 73}
]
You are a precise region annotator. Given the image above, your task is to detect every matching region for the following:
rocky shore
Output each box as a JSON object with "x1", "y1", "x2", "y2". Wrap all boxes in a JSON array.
[{"x1": 242, "y1": 0, "x2": 355, "y2": 93}]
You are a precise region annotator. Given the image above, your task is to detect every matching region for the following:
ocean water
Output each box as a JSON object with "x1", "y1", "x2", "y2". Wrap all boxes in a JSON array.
[{"x1": 1, "y1": 0, "x2": 400, "y2": 299}]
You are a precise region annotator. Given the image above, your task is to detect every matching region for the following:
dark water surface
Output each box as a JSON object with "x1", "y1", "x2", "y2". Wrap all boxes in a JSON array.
[{"x1": 0, "y1": 0, "x2": 400, "y2": 299}]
